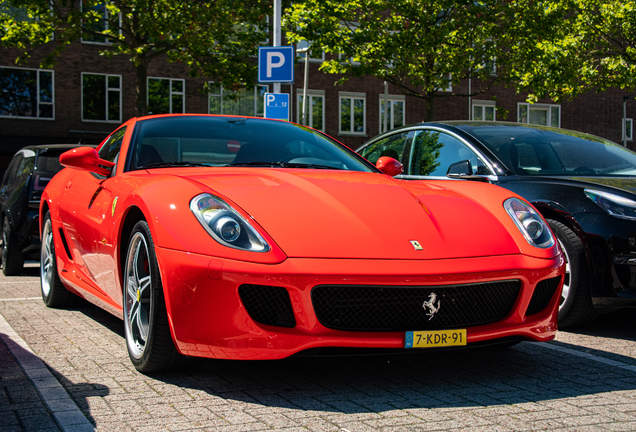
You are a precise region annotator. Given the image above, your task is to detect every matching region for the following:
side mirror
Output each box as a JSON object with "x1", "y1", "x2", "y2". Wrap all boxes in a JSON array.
[
  {"x1": 376, "y1": 156, "x2": 404, "y2": 177},
  {"x1": 60, "y1": 147, "x2": 115, "y2": 177},
  {"x1": 446, "y1": 160, "x2": 473, "y2": 177}
]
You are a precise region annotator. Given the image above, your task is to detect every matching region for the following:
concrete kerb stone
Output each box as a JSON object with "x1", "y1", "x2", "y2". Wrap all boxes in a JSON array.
[{"x1": 0, "y1": 311, "x2": 96, "y2": 432}]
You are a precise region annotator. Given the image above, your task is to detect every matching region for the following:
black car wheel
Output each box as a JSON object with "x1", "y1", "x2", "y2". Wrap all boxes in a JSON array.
[
  {"x1": 547, "y1": 219, "x2": 597, "y2": 327},
  {"x1": 123, "y1": 221, "x2": 182, "y2": 373},
  {"x1": 2, "y1": 218, "x2": 23, "y2": 276},
  {"x1": 40, "y1": 212, "x2": 72, "y2": 307}
]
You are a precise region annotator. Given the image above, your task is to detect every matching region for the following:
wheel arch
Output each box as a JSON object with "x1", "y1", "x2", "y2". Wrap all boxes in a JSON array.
[{"x1": 118, "y1": 205, "x2": 146, "y2": 290}]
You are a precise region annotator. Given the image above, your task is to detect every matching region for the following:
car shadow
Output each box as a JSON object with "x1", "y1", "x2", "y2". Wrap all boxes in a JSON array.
[{"x1": 68, "y1": 298, "x2": 636, "y2": 416}]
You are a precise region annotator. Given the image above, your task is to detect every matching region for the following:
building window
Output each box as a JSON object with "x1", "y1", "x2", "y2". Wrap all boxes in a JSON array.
[
  {"x1": 81, "y1": 2, "x2": 121, "y2": 44},
  {"x1": 82, "y1": 73, "x2": 121, "y2": 122},
  {"x1": 472, "y1": 101, "x2": 496, "y2": 121},
  {"x1": 148, "y1": 78, "x2": 184, "y2": 114},
  {"x1": 518, "y1": 103, "x2": 560, "y2": 127},
  {"x1": 379, "y1": 96, "x2": 405, "y2": 133},
  {"x1": 339, "y1": 92, "x2": 366, "y2": 135},
  {"x1": 296, "y1": 91, "x2": 324, "y2": 131},
  {"x1": 296, "y1": 40, "x2": 325, "y2": 62},
  {"x1": 624, "y1": 118, "x2": 633, "y2": 142},
  {"x1": 209, "y1": 84, "x2": 267, "y2": 117},
  {"x1": 0, "y1": 67, "x2": 54, "y2": 119}
]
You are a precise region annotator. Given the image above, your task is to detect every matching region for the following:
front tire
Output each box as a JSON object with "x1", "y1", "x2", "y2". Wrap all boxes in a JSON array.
[
  {"x1": 40, "y1": 212, "x2": 72, "y2": 308},
  {"x1": 547, "y1": 219, "x2": 597, "y2": 327},
  {"x1": 3, "y1": 218, "x2": 23, "y2": 276},
  {"x1": 123, "y1": 221, "x2": 181, "y2": 373}
]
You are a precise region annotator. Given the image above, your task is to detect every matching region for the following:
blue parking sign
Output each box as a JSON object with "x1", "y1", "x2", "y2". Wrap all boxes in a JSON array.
[
  {"x1": 258, "y1": 46, "x2": 294, "y2": 83},
  {"x1": 264, "y1": 93, "x2": 289, "y2": 121}
]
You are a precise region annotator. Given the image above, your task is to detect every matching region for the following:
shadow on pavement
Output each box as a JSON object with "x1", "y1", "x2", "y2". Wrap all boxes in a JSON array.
[{"x1": 65, "y1": 296, "x2": 636, "y2": 415}]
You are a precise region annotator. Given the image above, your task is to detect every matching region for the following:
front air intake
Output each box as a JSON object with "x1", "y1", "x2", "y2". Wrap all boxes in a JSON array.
[
  {"x1": 526, "y1": 276, "x2": 562, "y2": 316},
  {"x1": 238, "y1": 285, "x2": 296, "y2": 328}
]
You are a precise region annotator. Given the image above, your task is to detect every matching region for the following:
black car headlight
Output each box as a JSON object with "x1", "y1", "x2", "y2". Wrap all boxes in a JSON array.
[
  {"x1": 585, "y1": 189, "x2": 636, "y2": 221},
  {"x1": 190, "y1": 194, "x2": 270, "y2": 252},
  {"x1": 504, "y1": 197, "x2": 555, "y2": 249}
]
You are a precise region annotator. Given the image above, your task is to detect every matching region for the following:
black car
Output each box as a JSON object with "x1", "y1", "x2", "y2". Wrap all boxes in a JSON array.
[
  {"x1": 0, "y1": 144, "x2": 81, "y2": 275},
  {"x1": 358, "y1": 121, "x2": 636, "y2": 327}
]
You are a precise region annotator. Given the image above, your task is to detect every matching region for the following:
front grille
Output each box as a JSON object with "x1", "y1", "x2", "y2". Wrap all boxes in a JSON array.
[
  {"x1": 312, "y1": 280, "x2": 521, "y2": 331},
  {"x1": 526, "y1": 276, "x2": 562, "y2": 316},
  {"x1": 238, "y1": 285, "x2": 296, "y2": 328}
]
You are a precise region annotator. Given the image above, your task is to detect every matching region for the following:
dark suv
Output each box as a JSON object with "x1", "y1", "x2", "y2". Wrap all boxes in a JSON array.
[{"x1": 0, "y1": 144, "x2": 81, "y2": 275}]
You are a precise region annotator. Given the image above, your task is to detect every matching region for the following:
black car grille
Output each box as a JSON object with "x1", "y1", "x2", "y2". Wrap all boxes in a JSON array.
[
  {"x1": 526, "y1": 276, "x2": 562, "y2": 316},
  {"x1": 311, "y1": 280, "x2": 521, "y2": 331},
  {"x1": 238, "y1": 285, "x2": 296, "y2": 328}
]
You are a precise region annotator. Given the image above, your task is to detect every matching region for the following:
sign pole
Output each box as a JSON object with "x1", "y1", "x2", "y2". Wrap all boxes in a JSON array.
[{"x1": 273, "y1": 0, "x2": 281, "y2": 94}]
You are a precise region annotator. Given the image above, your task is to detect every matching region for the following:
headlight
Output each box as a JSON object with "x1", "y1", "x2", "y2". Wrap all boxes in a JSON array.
[
  {"x1": 584, "y1": 189, "x2": 636, "y2": 221},
  {"x1": 190, "y1": 194, "x2": 270, "y2": 252},
  {"x1": 504, "y1": 197, "x2": 555, "y2": 249}
]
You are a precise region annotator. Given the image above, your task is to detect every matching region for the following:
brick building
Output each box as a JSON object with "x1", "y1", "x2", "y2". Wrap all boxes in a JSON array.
[{"x1": 1, "y1": 37, "x2": 635, "y2": 171}]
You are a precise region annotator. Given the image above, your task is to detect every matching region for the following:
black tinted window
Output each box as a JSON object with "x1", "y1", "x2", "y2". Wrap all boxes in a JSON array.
[
  {"x1": 98, "y1": 126, "x2": 127, "y2": 162},
  {"x1": 360, "y1": 132, "x2": 408, "y2": 164}
]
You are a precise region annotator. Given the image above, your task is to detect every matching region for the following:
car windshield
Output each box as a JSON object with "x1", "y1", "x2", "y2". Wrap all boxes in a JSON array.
[
  {"x1": 458, "y1": 123, "x2": 636, "y2": 177},
  {"x1": 130, "y1": 116, "x2": 375, "y2": 172}
]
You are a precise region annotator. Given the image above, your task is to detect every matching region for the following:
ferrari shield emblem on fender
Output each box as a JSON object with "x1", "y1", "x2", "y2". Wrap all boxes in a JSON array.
[
  {"x1": 111, "y1": 196, "x2": 118, "y2": 217},
  {"x1": 410, "y1": 240, "x2": 423, "y2": 250}
]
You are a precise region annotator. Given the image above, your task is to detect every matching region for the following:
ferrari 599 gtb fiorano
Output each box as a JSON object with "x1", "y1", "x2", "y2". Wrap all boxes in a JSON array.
[{"x1": 40, "y1": 114, "x2": 563, "y2": 372}]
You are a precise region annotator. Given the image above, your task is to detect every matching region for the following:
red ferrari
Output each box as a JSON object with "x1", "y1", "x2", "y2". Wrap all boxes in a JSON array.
[{"x1": 40, "y1": 114, "x2": 563, "y2": 372}]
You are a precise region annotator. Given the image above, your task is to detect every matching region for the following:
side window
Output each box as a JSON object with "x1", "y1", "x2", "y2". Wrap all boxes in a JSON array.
[
  {"x1": 408, "y1": 130, "x2": 493, "y2": 177},
  {"x1": 2, "y1": 155, "x2": 22, "y2": 187},
  {"x1": 359, "y1": 132, "x2": 408, "y2": 165},
  {"x1": 98, "y1": 126, "x2": 127, "y2": 162}
]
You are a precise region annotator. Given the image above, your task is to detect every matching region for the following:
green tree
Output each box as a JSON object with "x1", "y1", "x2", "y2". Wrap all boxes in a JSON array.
[
  {"x1": 284, "y1": 0, "x2": 510, "y2": 121},
  {"x1": 0, "y1": 0, "x2": 269, "y2": 116},
  {"x1": 504, "y1": 0, "x2": 636, "y2": 102}
]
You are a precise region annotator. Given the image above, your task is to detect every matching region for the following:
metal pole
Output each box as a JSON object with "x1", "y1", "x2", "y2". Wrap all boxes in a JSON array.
[
  {"x1": 624, "y1": 96, "x2": 629, "y2": 147},
  {"x1": 383, "y1": 81, "x2": 389, "y2": 133},
  {"x1": 273, "y1": 0, "x2": 281, "y2": 94},
  {"x1": 302, "y1": 51, "x2": 309, "y2": 125}
]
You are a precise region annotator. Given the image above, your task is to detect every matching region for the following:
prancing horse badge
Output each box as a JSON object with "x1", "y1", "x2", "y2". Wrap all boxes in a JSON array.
[{"x1": 410, "y1": 240, "x2": 423, "y2": 250}]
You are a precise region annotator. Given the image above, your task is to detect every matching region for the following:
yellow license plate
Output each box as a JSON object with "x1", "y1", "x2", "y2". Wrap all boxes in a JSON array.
[{"x1": 405, "y1": 329, "x2": 467, "y2": 348}]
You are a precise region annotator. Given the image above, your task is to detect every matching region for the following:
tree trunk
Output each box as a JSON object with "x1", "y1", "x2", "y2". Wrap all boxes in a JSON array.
[
  {"x1": 134, "y1": 59, "x2": 149, "y2": 117},
  {"x1": 423, "y1": 96, "x2": 435, "y2": 122}
]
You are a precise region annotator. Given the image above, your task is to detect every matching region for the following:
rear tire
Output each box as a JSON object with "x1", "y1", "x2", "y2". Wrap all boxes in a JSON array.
[
  {"x1": 2, "y1": 218, "x2": 24, "y2": 276},
  {"x1": 123, "y1": 221, "x2": 182, "y2": 373},
  {"x1": 547, "y1": 219, "x2": 597, "y2": 328},
  {"x1": 40, "y1": 212, "x2": 72, "y2": 308}
]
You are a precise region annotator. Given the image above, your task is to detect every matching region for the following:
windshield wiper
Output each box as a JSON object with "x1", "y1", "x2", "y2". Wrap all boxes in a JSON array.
[
  {"x1": 280, "y1": 162, "x2": 341, "y2": 170},
  {"x1": 138, "y1": 162, "x2": 212, "y2": 169},
  {"x1": 227, "y1": 161, "x2": 341, "y2": 170}
]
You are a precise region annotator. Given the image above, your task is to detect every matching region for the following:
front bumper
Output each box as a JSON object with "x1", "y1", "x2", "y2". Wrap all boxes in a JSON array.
[{"x1": 156, "y1": 247, "x2": 563, "y2": 360}]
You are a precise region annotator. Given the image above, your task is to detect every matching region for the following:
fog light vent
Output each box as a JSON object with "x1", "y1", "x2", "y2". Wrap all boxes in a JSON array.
[{"x1": 238, "y1": 285, "x2": 296, "y2": 328}]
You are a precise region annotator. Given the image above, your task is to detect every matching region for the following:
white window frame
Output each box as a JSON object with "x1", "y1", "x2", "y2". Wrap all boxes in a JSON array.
[
  {"x1": 208, "y1": 83, "x2": 268, "y2": 117},
  {"x1": 339, "y1": 92, "x2": 366, "y2": 136},
  {"x1": 0, "y1": 66, "x2": 55, "y2": 120},
  {"x1": 147, "y1": 77, "x2": 185, "y2": 114},
  {"x1": 378, "y1": 95, "x2": 405, "y2": 134},
  {"x1": 518, "y1": 102, "x2": 561, "y2": 128},
  {"x1": 472, "y1": 100, "x2": 496, "y2": 121},
  {"x1": 436, "y1": 73, "x2": 452, "y2": 92},
  {"x1": 81, "y1": 72, "x2": 121, "y2": 123},
  {"x1": 623, "y1": 118, "x2": 634, "y2": 142},
  {"x1": 80, "y1": 2, "x2": 122, "y2": 45},
  {"x1": 296, "y1": 90, "x2": 325, "y2": 131}
]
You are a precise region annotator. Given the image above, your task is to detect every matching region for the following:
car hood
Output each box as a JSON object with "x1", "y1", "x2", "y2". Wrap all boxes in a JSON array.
[
  {"x1": 564, "y1": 176, "x2": 636, "y2": 196},
  {"x1": 183, "y1": 169, "x2": 520, "y2": 260}
]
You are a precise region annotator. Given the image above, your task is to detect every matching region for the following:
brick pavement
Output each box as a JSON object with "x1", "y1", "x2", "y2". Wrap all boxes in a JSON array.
[{"x1": 1, "y1": 267, "x2": 636, "y2": 431}]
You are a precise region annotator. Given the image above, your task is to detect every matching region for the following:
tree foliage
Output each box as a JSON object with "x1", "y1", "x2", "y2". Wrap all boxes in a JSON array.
[
  {"x1": 502, "y1": 0, "x2": 636, "y2": 102},
  {"x1": 284, "y1": 0, "x2": 512, "y2": 121},
  {"x1": 0, "y1": 0, "x2": 269, "y2": 115}
]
